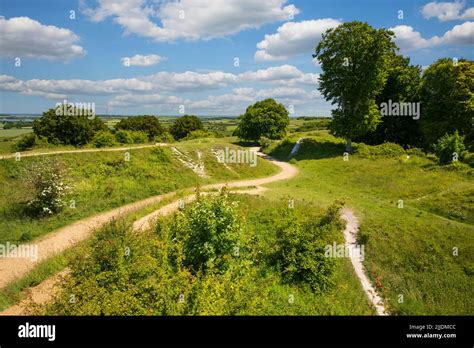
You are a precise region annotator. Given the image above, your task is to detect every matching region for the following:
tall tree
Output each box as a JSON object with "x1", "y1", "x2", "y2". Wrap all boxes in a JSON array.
[
  {"x1": 315, "y1": 21, "x2": 396, "y2": 151},
  {"x1": 419, "y1": 58, "x2": 473, "y2": 147},
  {"x1": 235, "y1": 98, "x2": 289, "y2": 141}
]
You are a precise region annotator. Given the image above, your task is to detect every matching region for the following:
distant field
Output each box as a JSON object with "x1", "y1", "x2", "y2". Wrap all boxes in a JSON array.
[{"x1": 0, "y1": 128, "x2": 32, "y2": 138}]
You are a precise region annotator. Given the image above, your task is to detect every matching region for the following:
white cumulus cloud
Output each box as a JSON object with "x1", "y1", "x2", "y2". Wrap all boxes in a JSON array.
[
  {"x1": 421, "y1": 1, "x2": 474, "y2": 21},
  {"x1": 390, "y1": 21, "x2": 474, "y2": 50},
  {"x1": 81, "y1": 0, "x2": 298, "y2": 42},
  {"x1": 0, "y1": 16, "x2": 85, "y2": 61},
  {"x1": 255, "y1": 19, "x2": 342, "y2": 61}
]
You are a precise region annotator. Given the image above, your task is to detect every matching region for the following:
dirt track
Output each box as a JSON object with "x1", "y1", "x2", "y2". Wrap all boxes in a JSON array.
[
  {"x1": 0, "y1": 150, "x2": 296, "y2": 289},
  {"x1": 1, "y1": 145, "x2": 387, "y2": 316}
]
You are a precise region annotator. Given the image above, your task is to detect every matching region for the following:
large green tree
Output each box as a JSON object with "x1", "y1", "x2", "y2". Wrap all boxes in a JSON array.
[
  {"x1": 419, "y1": 58, "x2": 473, "y2": 147},
  {"x1": 355, "y1": 54, "x2": 423, "y2": 147},
  {"x1": 235, "y1": 98, "x2": 289, "y2": 141},
  {"x1": 315, "y1": 21, "x2": 396, "y2": 151},
  {"x1": 115, "y1": 115, "x2": 164, "y2": 141},
  {"x1": 169, "y1": 115, "x2": 203, "y2": 140},
  {"x1": 33, "y1": 108, "x2": 107, "y2": 146}
]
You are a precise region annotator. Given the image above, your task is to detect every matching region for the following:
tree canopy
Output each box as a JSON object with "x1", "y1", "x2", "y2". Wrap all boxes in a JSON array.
[
  {"x1": 419, "y1": 58, "x2": 473, "y2": 147},
  {"x1": 115, "y1": 115, "x2": 164, "y2": 141},
  {"x1": 33, "y1": 108, "x2": 107, "y2": 146},
  {"x1": 169, "y1": 115, "x2": 203, "y2": 140},
  {"x1": 235, "y1": 98, "x2": 289, "y2": 141},
  {"x1": 315, "y1": 21, "x2": 397, "y2": 151},
  {"x1": 355, "y1": 54, "x2": 423, "y2": 147}
]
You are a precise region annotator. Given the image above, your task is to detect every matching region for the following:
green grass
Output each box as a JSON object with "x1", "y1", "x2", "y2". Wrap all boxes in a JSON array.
[
  {"x1": 0, "y1": 250, "x2": 71, "y2": 311},
  {"x1": 263, "y1": 131, "x2": 474, "y2": 315},
  {"x1": 0, "y1": 140, "x2": 278, "y2": 244},
  {"x1": 0, "y1": 128, "x2": 32, "y2": 138},
  {"x1": 39, "y1": 194, "x2": 374, "y2": 315}
]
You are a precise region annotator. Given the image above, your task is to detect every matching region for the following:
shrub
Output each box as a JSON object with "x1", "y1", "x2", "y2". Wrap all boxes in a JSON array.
[
  {"x1": 115, "y1": 115, "x2": 164, "y2": 141},
  {"x1": 114, "y1": 130, "x2": 133, "y2": 144},
  {"x1": 184, "y1": 129, "x2": 215, "y2": 140},
  {"x1": 23, "y1": 159, "x2": 71, "y2": 216},
  {"x1": 356, "y1": 142, "x2": 405, "y2": 158},
  {"x1": 13, "y1": 133, "x2": 37, "y2": 151},
  {"x1": 433, "y1": 131, "x2": 466, "y2": 165},
  {"x1": 92, "y1": 131, "x2": 117, "y2": 148},
  {"x1": 169, "y1": 192, "x2": 242, "y2": 273},
  {"x1": 155, "y1": 131, "x2": 174, "y2": 143},
  {"x1": 273, "y1": 201, "x2": 342, "y2": 292},
  {"x1": 258, "y1": 136, "x2": 272, "y2": 149},
  {"x1": 129, "y1": 131, "x2": 148, "y2": 144}
]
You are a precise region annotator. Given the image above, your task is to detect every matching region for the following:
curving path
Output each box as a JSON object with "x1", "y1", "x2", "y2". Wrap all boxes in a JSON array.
[
  {"x1": 341, "y1": 209, "x2": 387, "y2": 315},
  {"x1": 1, "y1": 144, "x2": 387, "y2": 316},
  {"x1": 0, "y1": 144, "x2": 166, "y2": 160},
  {"x1": 0, "y1": 149, "x2": 296, "y2": 289}
]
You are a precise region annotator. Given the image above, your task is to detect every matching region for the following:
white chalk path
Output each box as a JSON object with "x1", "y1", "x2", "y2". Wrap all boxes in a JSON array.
[{"x1": 341, "y1": 208, "x2": 387, "y2": 315}]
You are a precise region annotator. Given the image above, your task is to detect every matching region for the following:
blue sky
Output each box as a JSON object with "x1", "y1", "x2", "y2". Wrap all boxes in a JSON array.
[{"x1": 0, "y1": 0, "x2": 473, "y2": 116}]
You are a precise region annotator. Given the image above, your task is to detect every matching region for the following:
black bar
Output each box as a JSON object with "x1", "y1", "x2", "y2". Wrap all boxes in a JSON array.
[{"x1": 0, "y1": 316, "x2": 472, "y2": 346}]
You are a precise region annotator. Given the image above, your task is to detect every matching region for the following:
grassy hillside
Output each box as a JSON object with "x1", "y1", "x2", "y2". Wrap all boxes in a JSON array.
[
  {"x1": 263, "y1": 131, "x2": 474, "y2": 315},
  {"x1": 39, "y1": 194, "x2": 374, "y2": 315},
  {"x1": 0, "y1": 139, "x2": 277, "y2": 244}
]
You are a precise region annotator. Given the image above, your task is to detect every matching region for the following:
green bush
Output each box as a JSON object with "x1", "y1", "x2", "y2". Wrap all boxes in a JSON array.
[
  {"x1": 92, "y1": 131, "x2": 117, "y2": 148},
  {"x1": 170, "y1": 193, "x2": 242, "y2": 273},
  {"x1": 155, "y1": 131, "x2": 174, "y2": 143},
  {"x1": 13, "y1": 133, "x2": 37, "y2": 151},
  {"x1": 433, "y1": 131, "x2": 466, "y2": 165},
  {"x1": 356, "y1": 142, "x2": 405, "y2": 158},
  {"x1": 129, "y1": 131, "x2": 148, "y2": 144},
  {"x1": 273, "y1": 201, "x2": 343, "y2": 292},
  {"x1": 184, "y1": 129, "x2": 215, "y2": 140},
  {"x1": 114, "y1": 130, "x2": 148, "y2": 144},
  {"x1": 115, "y1": 115, "x2": 164, "y2": 141},
  {"x1": 13, "y1": 134, "x2": 50, "y2": 152},
  {"x1": 114, "y1": 130, "x2": 133, "y2": 144},
  {"x1": 258, "y1": 136, "x2": 272, "y2": 149},
  {"x1": 235, "y1": 98, "x2": 289, "y2": 141}
]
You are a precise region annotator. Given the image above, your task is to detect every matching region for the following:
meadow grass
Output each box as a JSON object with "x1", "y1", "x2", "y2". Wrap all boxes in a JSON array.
[
  {"x1": 0, "y1": 140, "x2": 278, "y2": 244},
  {"x1": 38, "y1": 194, "x2": 374, "y2": 315},
  {"x1": 263, "y1": 131, "x2": 474, "y2": 314}
]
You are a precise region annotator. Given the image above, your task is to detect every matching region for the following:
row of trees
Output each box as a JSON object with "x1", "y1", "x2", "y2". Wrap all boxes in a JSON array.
[
  {"x1": 314, "y1": 21, "x2": 473, "y2": 152},
  {"x1": 23, "y1": 110, "x2": 205, "y2": 150}
]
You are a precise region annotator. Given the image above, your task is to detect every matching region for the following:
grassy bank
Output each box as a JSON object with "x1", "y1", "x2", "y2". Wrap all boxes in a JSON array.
[{"x1": 263, "y1": 131, "x2": 473, "y2": 315}]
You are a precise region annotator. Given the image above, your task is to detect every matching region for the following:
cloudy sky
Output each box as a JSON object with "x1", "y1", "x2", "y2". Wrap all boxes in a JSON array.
[{"x1": 0, "y1": 0, "x2": 473, "y2": 116}]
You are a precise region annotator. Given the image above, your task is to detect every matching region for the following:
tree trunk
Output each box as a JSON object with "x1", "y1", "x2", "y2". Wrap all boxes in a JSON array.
[{"x1": 345, "y1": 138, "x2": 352, "y2": 153}]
